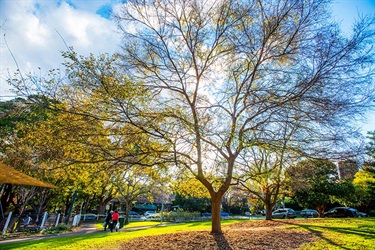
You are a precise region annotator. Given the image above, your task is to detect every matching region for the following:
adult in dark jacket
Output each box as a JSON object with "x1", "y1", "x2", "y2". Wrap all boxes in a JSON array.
[{"x1": 104, "y1": 211, "x2": 112, "y2": 231}]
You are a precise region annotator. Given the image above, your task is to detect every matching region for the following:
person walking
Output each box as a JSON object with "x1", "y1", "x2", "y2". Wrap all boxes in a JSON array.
[
  {"x1": 111, "y1": 210, "x2": 119, "y2": 232},
  {"x1": 104, "y1": 211, "x2": 112, "y2": 231},
  {"x1": 23, "y1": 214, "x2": 32, "y2": 229}
]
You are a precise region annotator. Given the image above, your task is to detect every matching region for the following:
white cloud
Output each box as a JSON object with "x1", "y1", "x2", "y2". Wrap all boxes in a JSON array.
[
  {"x1": 0, "y1": 0, "x2": 373, "y2": 134},
  {"x1": 0, "y1": 0, "x2": 122, "y2": 99}
]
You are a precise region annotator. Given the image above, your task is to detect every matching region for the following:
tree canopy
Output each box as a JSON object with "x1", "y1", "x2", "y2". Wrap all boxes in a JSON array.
[
  {"x1": 286, "y1": 158, "x2": 356, "y2": 216},
  {"x1": 5, "y1": 0, "x2": 375, "y2": 233},
  {"x1": 113, "y1": 0, "x2": 374, "y2": 232}
]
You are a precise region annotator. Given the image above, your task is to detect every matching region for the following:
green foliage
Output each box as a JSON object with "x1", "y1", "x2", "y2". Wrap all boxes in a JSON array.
[
  {"x1": 0, "y1": 96, "x2": 52, "y2": 138},
  {"x1": 42, "y1": 224, "x2": 72, "y2": 235},
  {"x1": 286, "y1": 159, "x2": 355, "y2": 215},
  {"x1": 161, "y1": 209, "x2": 202, "y2": 221},
  {"x1": 353, "y1": 162, "x2": 375, "y2": 211},
  {"x1": 329, "y1": 180, "x2": 357, "y2": 207},
  {"x1": 352, "y1": 131, "x2": 375, "y2": 211},
  {"x1": 172, "y1": 193, "x2": 211, "y2": 212}
]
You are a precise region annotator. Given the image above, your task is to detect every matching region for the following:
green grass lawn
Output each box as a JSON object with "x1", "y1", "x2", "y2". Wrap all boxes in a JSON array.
[
  {"x1": 94, "y1": 220, "x2": 162, "y2": 230},
  {"x1": 1, "y1": 218, "x2": 374, "y2": 250},
  {"x1": 293, "y1": 218, "x2": 375, "y2": 250}
]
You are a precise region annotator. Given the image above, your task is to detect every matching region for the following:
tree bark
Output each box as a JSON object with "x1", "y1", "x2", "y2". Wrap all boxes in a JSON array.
[
  {"x1": 124, "y1": 201, "x2": 133, "y2": 225},
  {"x1": 316, "y1": 204, "x2": 326, "y2": 218},
  {"x1": 265, "y1": 198, "x2": 273, "y2": 220},
  {"x1": 211, "y1": 193, "x2": 224, "y2": 234},
  {"x1": 97, "y1": 195, "x2": 113, "y2": 214}
]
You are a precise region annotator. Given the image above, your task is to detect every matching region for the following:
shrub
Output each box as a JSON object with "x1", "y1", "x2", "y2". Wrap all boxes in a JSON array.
[
  {"x1": 162, "y1": 209, "x2": 201, "y2": 222},
  {"x1": 41, "y1": 223, "x2": 72, "y2": 235}
]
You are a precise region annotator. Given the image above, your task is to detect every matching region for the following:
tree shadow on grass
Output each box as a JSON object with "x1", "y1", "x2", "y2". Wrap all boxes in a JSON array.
[
  {"x1": 0, "y1": 233, "x2": 109, "y2": 250},
  {"x1": 278, "y1": 220, "x2": 374, "y2": 250}
]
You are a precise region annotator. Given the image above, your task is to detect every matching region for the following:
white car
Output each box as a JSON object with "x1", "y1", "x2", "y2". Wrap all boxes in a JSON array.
[
  {"x1": 140, "y1": 215, "x2": 152, "y2": 221},
  {"x1": 144, "y1": 211, "x2": 156, "y2": 216},
  {"x1": 82, "y1": 213, "x2": 97, "y2": 220},
  {"x1": 272, "y1": 208, "x2": 296, "y2": 219}
]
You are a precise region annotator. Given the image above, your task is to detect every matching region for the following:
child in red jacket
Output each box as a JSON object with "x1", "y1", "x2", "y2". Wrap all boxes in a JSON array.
[{"x1": 110, "y1": 210, "x2": 119, "y2": 232}]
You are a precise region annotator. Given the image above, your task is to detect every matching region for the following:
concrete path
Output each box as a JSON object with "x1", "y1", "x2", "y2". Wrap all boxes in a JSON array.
[
  {"x1": 0, "y1": 222, "x2": 163, "y2": 245},
  {"x1": 0, "y1": 222, "x2": 99, "y2": 245}
]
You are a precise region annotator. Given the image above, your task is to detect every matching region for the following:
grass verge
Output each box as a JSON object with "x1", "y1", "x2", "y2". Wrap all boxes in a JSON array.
[
  {"x1": 0, "y1": 220, "x2": 239, "y2": 250},
  {"x1": 293, "y1": 218, "x2": 375, "y2": 250},
  {"x1": 0, "y1": 218, "x2": 374, "y2": 250}
]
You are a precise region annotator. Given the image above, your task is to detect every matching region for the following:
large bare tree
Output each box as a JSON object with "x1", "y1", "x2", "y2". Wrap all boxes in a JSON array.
[
  {"x1": 114, "y1": 0, "x2": 374, "y2": 233},
  {"x1": 7, "y1": 0, "x2": 374, "y2": 233}
]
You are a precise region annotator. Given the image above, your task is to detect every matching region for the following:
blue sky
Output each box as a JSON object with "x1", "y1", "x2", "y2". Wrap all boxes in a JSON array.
[{"x1": 0, "y1": 0, "x2": 374, "y2": 133}]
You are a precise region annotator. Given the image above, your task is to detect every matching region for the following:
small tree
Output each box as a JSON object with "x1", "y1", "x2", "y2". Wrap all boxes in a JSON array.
[
  {"x1": 353, "y1": 163, "x2": 375, "y2": 212},
  {"x1": 236, "y1": 144, "x2": 292, "y2": 220},
  {"x1": 353, "y1": 132, "x2": 375, "y2": 212},
  {"x1": 114, "y1": 165, "x2": 159, "y2": 225},
  {"x1": 286, "y1": 159, "x2": 354, "y2": 216}
]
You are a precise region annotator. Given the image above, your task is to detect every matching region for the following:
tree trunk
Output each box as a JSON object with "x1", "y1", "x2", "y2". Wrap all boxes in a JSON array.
[
  {"x1": 211, "y1": 193, "x2": 223, "y2": 234},
  {"x1": 124, "y1": 201, "x2": 133, "y2": 225},
  {"x1": 265, "y1": 207, "x2": 273, "y2": 220},
  {"x1": 265, "y1": 198, "x2": 273, "y2": 220},
  {"x1": 264, "y1": 193, "x2": 275, "y2": 220},
  {"x1": 97, "y1": 195, "x2": 113, "y2": 214},
  {"x1": 0, "y1": 184, "x2": 13, "y2": 217},
  {"x1": 316, "y1": 204, "x2": 326, "y2": 218}
]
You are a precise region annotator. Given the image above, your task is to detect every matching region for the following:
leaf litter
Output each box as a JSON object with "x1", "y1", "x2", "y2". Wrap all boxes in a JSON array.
[{"x1": 119, "y1": 219, "x2": 317, "y2": 250}]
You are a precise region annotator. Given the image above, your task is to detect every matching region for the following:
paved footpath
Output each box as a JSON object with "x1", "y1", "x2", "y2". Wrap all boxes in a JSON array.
[
  {"x1": 0, "y1": 222, "x2": 100, "y2": 245},
  {"x1": 0, "y1": 222, "x2": 163, "y2": 245}
]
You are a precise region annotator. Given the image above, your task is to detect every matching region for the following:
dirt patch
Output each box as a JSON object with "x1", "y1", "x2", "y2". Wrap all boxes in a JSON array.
[{"x1": 119, "y1": 220, "x2": 317, "y2": 250}]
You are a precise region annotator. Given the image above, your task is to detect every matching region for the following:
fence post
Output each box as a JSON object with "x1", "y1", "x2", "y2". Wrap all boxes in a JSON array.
[
  {"x1": 56, "y1": 213, "x2": 61, "y2": 227},
  {"x1": 2, "y1": 212, "x2": 12, "y2": 235},
  {"x1": 40, "y1": 211, "x2": 48, "y2": 228}
]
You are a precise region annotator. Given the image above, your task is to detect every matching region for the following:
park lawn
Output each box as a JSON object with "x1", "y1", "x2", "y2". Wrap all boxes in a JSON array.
[
  {"x1": 94, "y1": 220, "x2": 162, "y2": 230},
  {"x1": 294, "y1": 218, "x2": 375, "y2": 250},
  {"x1": 0, "y1": 220, "x2": 240, "y2": 250},
  {"x1": 1, "y1": 218, "x2": 374, "y2": 249}
]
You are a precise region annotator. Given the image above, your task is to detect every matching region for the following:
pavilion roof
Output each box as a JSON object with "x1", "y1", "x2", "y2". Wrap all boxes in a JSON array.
[{"x1": 0, "y1": 162, "x2": 57, "y2": 188}]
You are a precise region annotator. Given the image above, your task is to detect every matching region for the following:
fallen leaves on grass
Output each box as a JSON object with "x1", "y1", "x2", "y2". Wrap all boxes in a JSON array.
[{"x1": 119, "y1": 220, "x2": 316, "y2": 250}]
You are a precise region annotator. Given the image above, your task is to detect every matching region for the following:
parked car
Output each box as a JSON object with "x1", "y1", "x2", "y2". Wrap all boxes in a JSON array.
[
  {"x1": 129, "y1": 211, "x2": 140, "y2": 217},
  {"x1": 140, "y1": 212, "x2": 160, "y2": 221},
  {"x1": 300, "y1": 209, "x2": 319, "y2": 218},
  {"x1": 220, "y1": 212, "x2": 229, "y2": 217},
  {"x1": 149, "y1": 213, "x2": 160, "y2": 218},
  {"x1": 323, "y1": 207, "x2": 358, "y2": 218},
  {"x1": 352, "y1": 209, "x2": 368, "y2": 217},
  {"x1": 140, "y1": 215, "x2": 151, "y2": 221},
  {"x1": 82, "y1": 213, "x2": 97, "y2": 220},
  {"x1": 358, "y1": 212, "x2": 368, "y2": 217},
  {"x1": 272, "y1": 208, "x2": 296, "y2": 219},
  {"x1": 202, "y1": 212, "x2": 211, "y2": 217},
  {"x1": 144, "y1": 211, "x2": 156, "y2": 216}
]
